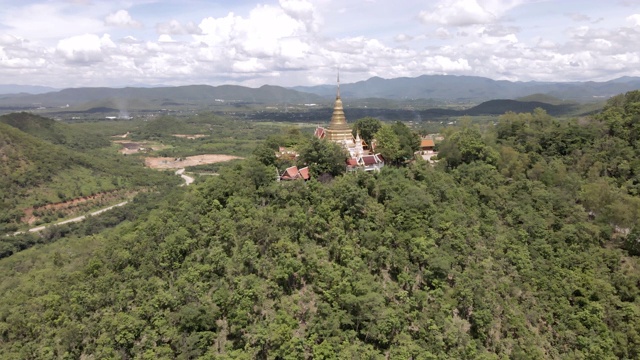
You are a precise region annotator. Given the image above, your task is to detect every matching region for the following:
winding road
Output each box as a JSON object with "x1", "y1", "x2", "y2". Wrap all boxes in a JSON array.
[{"x1": 175, "y1": 168, "x2": 194, "y2": 186}]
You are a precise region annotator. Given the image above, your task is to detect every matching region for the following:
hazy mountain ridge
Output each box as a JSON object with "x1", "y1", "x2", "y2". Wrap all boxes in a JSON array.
[
  {"x1": 2, "y1": 75, "x2": 639, "y2": 111},
  {"x1": 293, "y1": 75, "x2": 640, "y2": 102},
  {"x1": 0, "y1": 84, "x2": 326, "y2": 108},
  {"x1": 0, "y1": 84, "x2": 58, "y2": 95}
]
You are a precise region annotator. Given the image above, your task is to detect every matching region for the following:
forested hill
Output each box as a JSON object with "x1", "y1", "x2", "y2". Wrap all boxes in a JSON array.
[
  {"x1": 1, "y1": 93, "x2": 640, "y2": 359},
  {"x1": 0, "y1": 112, "x2": 109, "y2": 149},
  {"x1": 0, "y1": 120, "x2": 176, "y2": 233}
]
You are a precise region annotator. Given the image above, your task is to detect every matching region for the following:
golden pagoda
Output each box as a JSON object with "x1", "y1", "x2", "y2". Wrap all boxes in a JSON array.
[{"x1": 325, "y1": 74, "x2": 353, "y2": 142}]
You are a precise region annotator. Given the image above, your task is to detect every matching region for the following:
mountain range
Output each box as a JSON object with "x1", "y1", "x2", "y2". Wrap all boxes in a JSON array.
[
  {"x1": 1, "y1": 75, "x2": 639, "y2": 113},
  {"x1": 293, "y1": 75, "x2": 640, "y2": 102}
]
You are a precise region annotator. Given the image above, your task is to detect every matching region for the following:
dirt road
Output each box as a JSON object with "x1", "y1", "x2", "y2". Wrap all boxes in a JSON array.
[
  {"x1": 11, "y1": 201, "x2": 129, "y2": 236},
  {"x1": 8, "y1": 165, "x2": 197, "y2": 237},
  {"x1": 175, "y1": 168, "x2": 194, "y2": 186}
]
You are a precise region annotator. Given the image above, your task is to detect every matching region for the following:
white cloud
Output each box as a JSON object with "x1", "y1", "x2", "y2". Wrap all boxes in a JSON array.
[
  {"x1": 279, "y1": 0, "x2": 320, "y2": 32},
  {"x1": 233, "y1": 58, "x2": 267, "y2": 73},
  {"x1": 0, "y1": 34, "x2": 22, "y2": 46},
  {"x1": 419, "y1": 0, "x2": 525, "y2": 26},
  {"x1": 436, "y1": 27, "x2": 452, "y2": 39},
  {"x1": 627, "y1": 14, "x2": 640, "y2": 27},
  {"x1": 394, "y1": 33, "x2": 413, "y2": 42},
  {"x1": 56, "y1": 34, "x2": 113, "y2": 64},
  {"x1": 156, "y1": 20, "x2": 202, "y2": 35},
  {"x1": 1, "y1": 0, "x2": 639, "y2": 88},
  {"x1": 105, "y1": 10, "x2": 142, "y2": 28},
  {"x1": 158, "y1": 34, "x2": 176, "y2": 43},
  {"x1": 1, "y1": 2, "x2": 106, "y2": 40}
]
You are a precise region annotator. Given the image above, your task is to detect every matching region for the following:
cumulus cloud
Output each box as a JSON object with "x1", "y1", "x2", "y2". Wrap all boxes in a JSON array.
[
  {"x1": 279, "y1": 0, "x2": 320, "y2": 32},
  {"x1": 56, "y1": 34, "x2": 114, "y2": 64},
  {"x1": 156, "y1": 20, "x2": 202, "y2": 35},
  {"x1": 436, "y1": 27, "x2": 452, "y2": 39},
  {"x1": 566, "y1": 12, "x2": 591, "y2": 22},
  {"x1": 0, "y1": 34, "x2": 22, "y2": 46},
  {"x1": 627, "y1": 14, "x2": 640, "y2": 27},
  {"x1": 419, "y1": 0, "x2": 525, "y2": 26},
  {"x1": 2, "y1": 0, "x2": 640, "y2": 88},
  {"x1": 195, "y1": 2, "x2": 314, "y2": 60},
  {"x1": 394, "y1": 34, "x2": 413, "y2": 42},
  {"x1": 105, "y1": 10, "x2": 142, "y2": 28}
]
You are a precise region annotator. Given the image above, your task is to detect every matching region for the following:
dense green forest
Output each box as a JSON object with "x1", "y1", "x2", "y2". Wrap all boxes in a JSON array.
[{"x1": 0, "y1": 92, "x2": 639, "y2": 359}]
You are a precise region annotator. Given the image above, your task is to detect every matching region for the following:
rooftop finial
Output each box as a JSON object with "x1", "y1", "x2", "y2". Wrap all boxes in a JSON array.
[{"x1": 337, "y1": 69, "x2": 341, "y2": 99}]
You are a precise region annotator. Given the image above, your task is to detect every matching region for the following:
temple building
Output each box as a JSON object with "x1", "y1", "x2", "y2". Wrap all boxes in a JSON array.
[{"x1": 315, "y1": 75, "x2": 384, "y2": 172}]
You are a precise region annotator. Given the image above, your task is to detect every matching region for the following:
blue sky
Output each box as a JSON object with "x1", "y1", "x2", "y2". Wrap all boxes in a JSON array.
[{"x1": 0, "y1": 0, "x2": 639, "y2": 88}]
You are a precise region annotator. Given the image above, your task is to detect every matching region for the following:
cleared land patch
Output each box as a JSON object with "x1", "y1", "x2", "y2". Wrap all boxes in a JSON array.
[
  {"x1": 145, "y1": 154, "x2": 242, "y2": 169},
  {"x1": 172, "y1": 134, "x2": 208, "y2": 139},
  {"x1": 112, "y1": 140, "x2": 168, "y2": 154}
]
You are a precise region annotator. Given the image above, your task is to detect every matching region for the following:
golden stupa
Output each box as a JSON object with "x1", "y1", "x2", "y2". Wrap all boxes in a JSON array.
[{"x1": 325, "y1": 74, "x2": 353, "y2": 142}]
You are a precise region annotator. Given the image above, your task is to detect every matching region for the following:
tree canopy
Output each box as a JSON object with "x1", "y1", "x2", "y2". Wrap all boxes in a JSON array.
[
  {"x1": 1, "y1": 93, "x2": 640, "y2": 359},
  {"x1": 352, "y1": 116, "x2": 382, "y2": 145}
]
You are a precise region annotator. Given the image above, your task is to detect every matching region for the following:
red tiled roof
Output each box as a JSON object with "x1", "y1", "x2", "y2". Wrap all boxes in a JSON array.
[
  {"x1": 346, "y1": 158, "x2": 358, "y2": 166},
  {"x1": 281, "y1": 166, "x2": 299, "y2": 180},
  {"x1": 421, "y1": 139, "x2": 435, "y2": 148},
  {"x1": 314, "y1": 127, "x2": 326, "y2": 139},
  {"x1": 280, "y1": 166, "x2": 311, "y2": 180},
  {"x1": 362, "y1": 155, "x2": 379, "y2": 165},
  {"x1": 298, "y1": 167, "x2": 310, "y2": 180}
]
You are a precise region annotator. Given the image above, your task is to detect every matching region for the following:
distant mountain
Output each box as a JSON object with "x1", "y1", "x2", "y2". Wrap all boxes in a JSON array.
[
  {"x1": 0, "y1": 84, "x2": 58, "y2": 95},
  {"x1": 247, "y1": 99, "x2": 583, "y2": 123},
  {"x1": 293, "y1": 75, "x2": 640, "y2": 103},
  {"x1": 0, "y1": 84, "x2": 326, "y2": 109},
  {"x1": 2, "y1": 75, "x2": 639, "y2": 111}
]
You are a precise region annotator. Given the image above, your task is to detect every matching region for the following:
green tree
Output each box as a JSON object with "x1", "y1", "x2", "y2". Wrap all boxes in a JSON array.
[
  {"x1": 352, "y1": 117, "x2": 382, "y2": 146},
  {"x1": 297, "y1": 137, "x2": 347, "y2": 177},
  {"x1": 252, "y1": 143, "x2": 277, "y2": 166},
  {"x1": 391, "y1": 121, "x2": 421, "y2": 160},
  {"x1": 374, "y1": 124, "x2": 401, "y2": 164},
  {"x1": 439, "y1": 127, "x2": 499, "y2": 168}
]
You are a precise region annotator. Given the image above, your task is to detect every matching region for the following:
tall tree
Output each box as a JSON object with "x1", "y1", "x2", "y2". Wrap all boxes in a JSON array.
[
  {"x1": 391, "y1": 121, "x2": 421, "y2": 160},
  {"x1": 297, "y1": 137, "x2": 347, "y2": 177},
  {"x1": 352, "y1": 117, "x2": 382, "y2": 146},
  {"x1": 374, "y1": 124, "x2": 401, "y2": 164}
]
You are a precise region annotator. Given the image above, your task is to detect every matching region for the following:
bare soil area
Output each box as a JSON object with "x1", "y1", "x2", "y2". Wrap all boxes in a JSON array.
[
  {"x1": 145, "y1": 154, "x2": 242, "y2": 169},
  {"x1": 172, "y1": 134, "x2": 208, "y2": 139},
  {"x1": 113, "y1": 140, "x2": 168, "y2": 154}
]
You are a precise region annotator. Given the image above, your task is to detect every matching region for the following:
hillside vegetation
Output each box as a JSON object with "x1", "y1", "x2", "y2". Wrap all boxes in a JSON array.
[
  {"x1": 0, "y1": 118, "x2": 177, "y2": 233},
  {"x1": 0, "y1": 112, "x2": 109, "y2": 150},
  {"x1": 0, "y1": 92, "x2": 639, "y2": 359}
]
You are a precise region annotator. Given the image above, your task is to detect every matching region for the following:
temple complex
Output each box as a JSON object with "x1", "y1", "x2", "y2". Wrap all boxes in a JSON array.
[{"x1": 314, "y1": 75, "x2": 384, "y2": 172}]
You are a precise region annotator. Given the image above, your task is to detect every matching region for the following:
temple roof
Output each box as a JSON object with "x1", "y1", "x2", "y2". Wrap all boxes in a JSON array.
[{"x1": 420, "y1": 139, "x2": 435, "y2": 148}]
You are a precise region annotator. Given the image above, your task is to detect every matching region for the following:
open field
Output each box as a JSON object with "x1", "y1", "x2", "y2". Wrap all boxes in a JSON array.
[
  {"x1": 145, "y1": 154, "x2": 243, "y2": 169},
  {"x1": 172, "y1": 134, "x2": 209, "y2": 139}
]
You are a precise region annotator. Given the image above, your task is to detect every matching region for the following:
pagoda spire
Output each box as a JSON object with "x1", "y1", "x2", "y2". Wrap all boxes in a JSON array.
[
  {"x1": 337, "y1": 70, "x2": 341, "y2": 99},
  {"x1": 325, "y1": 70, "x2": 351, "y2": 141}
]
